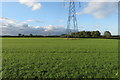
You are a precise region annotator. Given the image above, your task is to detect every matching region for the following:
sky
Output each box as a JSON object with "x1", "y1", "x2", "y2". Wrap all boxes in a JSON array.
[{"x1": 0, "y1": 0, "x2": 118, "y2": 36}]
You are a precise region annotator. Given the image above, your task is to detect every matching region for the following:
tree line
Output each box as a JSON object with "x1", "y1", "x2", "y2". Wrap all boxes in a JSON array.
[
  {"x1": 2, "y1": 30, "x2": 119, "y2": 39},
  {"x1": 61, "y1": 31, "x2": 112, "y2": 38},
  {"x1": 18, "y1": 31, "x2": 112, "y2": 38}
]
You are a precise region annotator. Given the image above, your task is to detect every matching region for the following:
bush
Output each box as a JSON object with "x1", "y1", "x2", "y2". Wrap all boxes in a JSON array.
[
  {"x1": 62, "y1": 31, "x2": 101, "y2": 38},
  {"x1": 104, "y1": 31, "x2": 111, "y2": 38}
]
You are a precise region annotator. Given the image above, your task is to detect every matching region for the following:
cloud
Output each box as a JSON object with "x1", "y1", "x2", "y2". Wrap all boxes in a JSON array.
[
  {"x1": 88, "y1": 0, "x2": 119, "y2": 2},
  {"x1": 59, "y1": 20, "x2": 64, "y2": 23},
  {"x1": 78, "y1": 1, "x2": 118, "y2": 18},
  {"x1": 0, "y1": 17, "x2": 66, "y2": 36},
  {"x1": 23, "y1": 19, "x2": 44, "y2": 24},
  {"x1": 19, "y1": 0, "x2": 41, "y2": 11},
  {"x1": 0, "y1": 17, "x2": 17, "y2": 23}
]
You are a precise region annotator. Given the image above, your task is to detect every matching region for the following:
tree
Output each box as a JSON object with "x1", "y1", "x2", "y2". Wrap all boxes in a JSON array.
[
  {"x1": 85, "y1": 31, "x2": 91, "y2": 37},
  {"x1": 91, "y1": 31, "x2": 95, "y2": 37},
  {"x1": 95, "y1": 31, "x2": 101, "y2": 37},
  {"x1": 61, "y1": 30, "x2": 101, "y2": 38},
  {"x1": 30, "y1": 34, "x2": 33, "y2": 37},
  {"x1": 91, "y1": 31, "x2": 101, "y2": 38},
  {"x1": 22, "y1": 34, "x2": 24, "y2": 37},
  {"x1": 18, "y1": 34, "x2": 22, "y2": 36},
  {"x1": 70, "y1": 32, "x2": 79, "y2": 38},
  {"x1": 71, "y1": 32, "x2": 75, "y2": 37},
  {"x1": 104, "y1": 31, "x2": 111, "y2": 38},
  {"x1": 79, "y1": 31, "x2": 86, "y2": 37}
]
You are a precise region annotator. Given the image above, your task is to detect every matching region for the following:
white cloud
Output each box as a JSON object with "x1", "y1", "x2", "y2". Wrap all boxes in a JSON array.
[
  {"x1": 59, "y1": 20, "x2": 64, "y2": 23},
  {"x1": 0, "y1": 17, "x2": 66, "y2": 36},
  {"x1": 78, "y1": 1, "x2": 118, "y2": 18},
  {"x1": 88, "y1": 0, "x2": 119, "y2": 2},
  {"x1": 25, "y1": 19, "x2": 44, "y2": 23},
  {"x1": 19, "y1": 0, "x2": 41, "y2": 11},
  {"x1": 0, "y1": 17, "x2": 17, "y2": 23}
]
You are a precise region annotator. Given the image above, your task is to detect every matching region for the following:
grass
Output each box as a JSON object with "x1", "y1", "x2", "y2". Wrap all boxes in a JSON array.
[{"x1": 2, "y1": 38, "x2": 119, "y2": 78}]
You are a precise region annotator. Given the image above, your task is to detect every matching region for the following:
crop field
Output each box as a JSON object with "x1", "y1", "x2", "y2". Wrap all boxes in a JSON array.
[{"x1": 2, "y1": 38, "x2": 119, "y2": 78}]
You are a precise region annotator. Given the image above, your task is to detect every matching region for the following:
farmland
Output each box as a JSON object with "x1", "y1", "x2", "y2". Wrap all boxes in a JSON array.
[{"x1": 2, "y1": 38, "x2": 119, "y2": 78}]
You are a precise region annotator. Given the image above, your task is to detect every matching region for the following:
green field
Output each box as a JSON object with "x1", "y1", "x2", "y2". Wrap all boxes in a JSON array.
[{"x1": 2, "y1": 38, "x2": 119, "y2": 78}]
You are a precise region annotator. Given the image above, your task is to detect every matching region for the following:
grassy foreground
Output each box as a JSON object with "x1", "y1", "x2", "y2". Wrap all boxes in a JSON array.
[{"x1": 2, "y1": 38, "x2": 118, "y2": 78}]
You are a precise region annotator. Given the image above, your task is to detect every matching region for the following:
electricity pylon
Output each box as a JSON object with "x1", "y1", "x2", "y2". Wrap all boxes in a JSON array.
[{"x1": 66, "y1": 1, "x2": 80, "y2": 38}]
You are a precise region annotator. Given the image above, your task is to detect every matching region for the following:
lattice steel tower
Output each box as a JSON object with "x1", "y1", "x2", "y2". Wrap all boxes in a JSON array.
[{"x1": 66, "y1": 1, "x2": 80, "y2": 38}]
